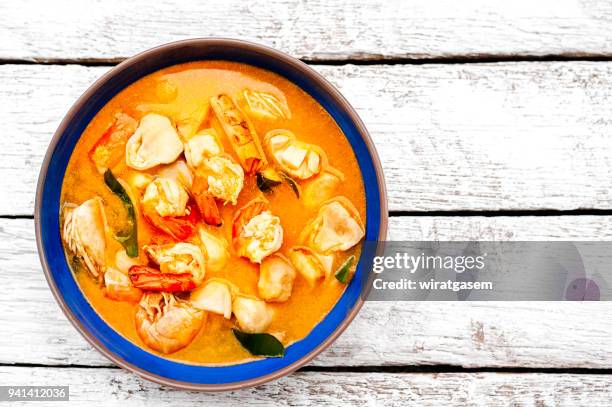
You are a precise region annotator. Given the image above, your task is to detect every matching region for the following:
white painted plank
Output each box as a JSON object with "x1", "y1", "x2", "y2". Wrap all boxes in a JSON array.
[
  {"x1": 4, "y1": 62, "x2": 612, "y2": 215},
  {"x1": 3, "y1": 0, "x2": 612, "y2": 61},
  {"x1": 389, "y1": 215, "x2": 612, "y2": 241},
  {"x1": 1, "y1": 366, "x2": 611, "y2": 406},
  {"x1": 4, "y1": 216, "x2": 612, "y2": 368}
]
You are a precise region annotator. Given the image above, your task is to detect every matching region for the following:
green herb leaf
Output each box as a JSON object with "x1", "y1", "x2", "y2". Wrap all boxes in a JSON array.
[
  {"x1": 104, "y1": 169, "x2": 138, "y2": 257},
  {"x1": 279, "y1": 171, "x2": 300, "y2": 198},
  {"x1": 256, "y1": 169, "x2": 282, "y2": 193},
  {"x1": 334, "y1": 255, "x2": 355, "y2": 284},
  {"x1": 232, "y1": 328, "x2": 285, "y2": 357}
]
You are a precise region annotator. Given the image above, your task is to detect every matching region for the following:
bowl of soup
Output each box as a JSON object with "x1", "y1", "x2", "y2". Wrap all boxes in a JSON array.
[{"x1": 35, "y1": 38, "x2": 387, "y2": 390}]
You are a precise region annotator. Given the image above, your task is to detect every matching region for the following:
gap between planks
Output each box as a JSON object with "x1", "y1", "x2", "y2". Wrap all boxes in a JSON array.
[
  {"x1": 6, "y1": 362, "x2": 612, "y2": 376},
  {"x1": 10, "y1": 208, "x2": 612, "y2": 220},
  {"x1": 4, "y1": 55, "x2": 612, "y2": 67}
]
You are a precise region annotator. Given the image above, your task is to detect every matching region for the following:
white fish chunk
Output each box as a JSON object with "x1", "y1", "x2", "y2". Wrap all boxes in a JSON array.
[
  {"x1": 301, "y1": 197, "x2": 364, "y2": 253},
  {"x1": 264, "y1": 129, "x2": 327, "y2": 180},
  {"x1": 258, "y1": 254, "x2": 296, "y2": 302},
  {"x1": 190, "y1": 279, "x2": 234, "y2": 319},
  {"x1": 233, "y1": 295, "x2": 273, "y2": 333},
  {"x1": 126, "y1": 113, "x2": 183, "y2": 170}
]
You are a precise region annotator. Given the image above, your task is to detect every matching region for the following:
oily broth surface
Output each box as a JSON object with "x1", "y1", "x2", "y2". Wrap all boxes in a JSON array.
[{"x1": 61, "y1": 61, "x2": 366, "y2": 365}]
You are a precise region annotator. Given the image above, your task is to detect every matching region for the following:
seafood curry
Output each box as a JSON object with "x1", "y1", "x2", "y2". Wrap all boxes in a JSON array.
[{"x1": 60, "y1": 61, "x2": 366, "y2": 364}]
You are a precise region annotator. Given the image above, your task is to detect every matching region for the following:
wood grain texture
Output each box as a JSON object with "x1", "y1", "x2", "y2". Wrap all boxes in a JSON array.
[
  {"x1": 4, "y1": 216, "x2": 612, "y2": 368},
  {"x1": 5, "y1": 61, "x2": 612, "y2": 215},
  {"x1": 2, "y1": 366, "x2": 612, "y2": 406},
  {"x1": 389, "y1": 215, "x2": 612, "y2": 241},
  {"x1": 3, "y1": 0, "x2": 612, "y2": 62}
]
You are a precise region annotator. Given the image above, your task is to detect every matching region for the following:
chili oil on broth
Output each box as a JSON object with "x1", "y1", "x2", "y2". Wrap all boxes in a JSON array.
[{"x1": 60, "y1": 61, "x2": 366, "y2": 365}]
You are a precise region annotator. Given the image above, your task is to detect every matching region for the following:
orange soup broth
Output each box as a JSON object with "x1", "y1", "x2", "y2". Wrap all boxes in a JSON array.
[{"x1": 61, "y1": 61, "x2": 366, "y2": 365}]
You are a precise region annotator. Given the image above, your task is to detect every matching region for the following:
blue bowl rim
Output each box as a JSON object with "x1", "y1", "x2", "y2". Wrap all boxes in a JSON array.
[{"x1": 34, "y1": 38, "x2": 388, "y2": 391}]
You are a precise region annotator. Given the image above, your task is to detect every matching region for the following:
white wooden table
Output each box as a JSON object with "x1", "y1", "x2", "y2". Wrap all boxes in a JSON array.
[{"x1": 3, "y1": 0, "x2": 612, "y2": 405}]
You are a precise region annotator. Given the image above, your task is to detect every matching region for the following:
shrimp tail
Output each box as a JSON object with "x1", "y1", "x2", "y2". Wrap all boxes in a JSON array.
[
  {"x1": 191, "y1": 175, "x2": 223, "y2": 226},
  {"x1": 128, "y1": 265, "x2": 197, "y2": 292},
  {"x1": 143, "y1": 206, "x2": 197, "y2": 240}
]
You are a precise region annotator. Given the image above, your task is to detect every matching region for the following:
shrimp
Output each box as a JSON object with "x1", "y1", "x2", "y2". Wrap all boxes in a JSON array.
[
  {"x1": 135, "y1": 292, "x2": 205, "y2": 354},
  {"x1": 89, "y1": 112, "x2": 138, "y2": 174},
  {"x1": 62, "y1": 198, "x2": 108, "y2": 279},
  {"x1": 232, "y1": 197, "x2": 283, "y2": 264},
  {"x1": 191, "y1": 175, "x2": 223, "y2": 227},
  {"x1": 141, "y1": 177, "x2": 197, "y2": 240},
  {"x1": 128, "y1": 242, "x2": 206, "y2": 292},
  {"x1": 191, "y1": 155, "x2": 244, "y2": 226}
]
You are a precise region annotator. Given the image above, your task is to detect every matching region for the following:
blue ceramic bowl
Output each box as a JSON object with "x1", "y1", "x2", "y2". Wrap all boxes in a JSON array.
[{"x1": 35, "y1": 39, "x2": 388, "y2": 391}]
